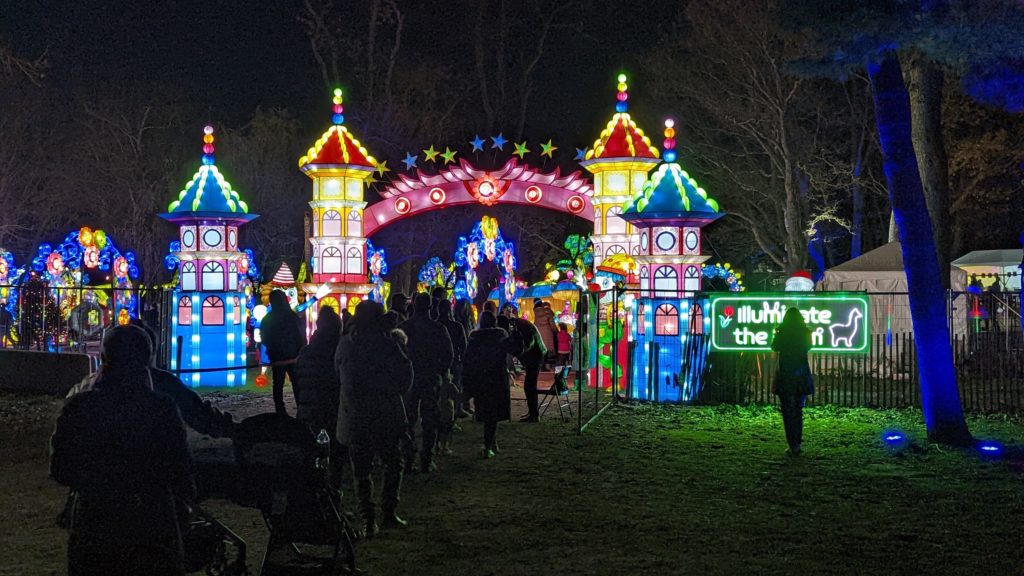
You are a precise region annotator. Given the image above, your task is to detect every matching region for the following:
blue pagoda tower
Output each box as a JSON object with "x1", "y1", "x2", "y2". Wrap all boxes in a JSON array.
[
  {"x1": 160, "y1": 126, "x2": 258, "y2": 387},
  {"x1": 619, "y1": 119, "x2": 725, "y2": 402}
]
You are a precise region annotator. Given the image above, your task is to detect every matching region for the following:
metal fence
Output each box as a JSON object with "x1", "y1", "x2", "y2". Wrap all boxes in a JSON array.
[{"x1": 0, "y1": 284, "x2": 174, "y2": 359}]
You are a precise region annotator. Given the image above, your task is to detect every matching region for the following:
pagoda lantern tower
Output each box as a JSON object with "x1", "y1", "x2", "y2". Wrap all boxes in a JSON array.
[
  {"x1": 580, "y1": 74, "x2": 661, "y2": 269},
  {"x1": 298, "y1": 88, "x2": 377, "y2": 324},
  {"x1": 160, "y1": 126, "x2": 258, "y2": 387},
  {"x1": 618, "y1": 119, "x2": 725, "y2": 402}
]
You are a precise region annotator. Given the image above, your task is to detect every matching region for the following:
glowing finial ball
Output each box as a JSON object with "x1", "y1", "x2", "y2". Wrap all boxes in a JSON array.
[
  {"x1": 255, "y1": 374, "x2": 268, "y2": 388},
  {"x1": 204, "y1": 125, "x2": 214, "y2": 135},
  {"x1": 333, "y1": 87, "x2": 342, "y2": 97},
  {"x1": 664, "y1": 118, "x2": 675, "y2": 129},
  {"x1": 617, "y1": 73, "x2": 627, "y2": 84}
]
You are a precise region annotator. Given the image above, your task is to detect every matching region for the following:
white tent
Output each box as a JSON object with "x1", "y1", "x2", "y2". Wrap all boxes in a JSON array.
[
  {"x1": 951, "y1": 249, "x2": 1022, "y2": 291},
  {"x1": 819, "y1": 241, "x2": 967, "y2": 336}
]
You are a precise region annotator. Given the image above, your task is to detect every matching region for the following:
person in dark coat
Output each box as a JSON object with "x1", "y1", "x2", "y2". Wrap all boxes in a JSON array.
[
  {"x1": 435, "y1": 299, "x2": 468, "y2": 453},
  {"x1": 399, "y1": 292, "x2": 453, "y2": 473},
  {"x1": 462, "y1": 312, "x2": 513, "y2": 458},
  {"x1": 506, "y1": 315, "x2": 547, "y2": 422},
  {"x1": 454, "y1": 298, "x2": 475, "y2": 339},
  {"x1": 260, "y1": 289, "x2": 307, "y2": 414},
  {"x1": 51, "y1": 325, "x2": 195, "y2": 576},
  {"x1": 771, "y1": 307, "x2": 814, "y2": 456},
  {"x1": 388, "y1": 293, "x2": 409, "y2": 321},
  {"x1": 294, "y1": 307, "x2": 342, "y2": 432},
  {"x1": 67, "y1": 319, "x2": 236, "y2": 438},
  {"x1": 335, "y1": 300, "x2": 413, "y2": 538}
]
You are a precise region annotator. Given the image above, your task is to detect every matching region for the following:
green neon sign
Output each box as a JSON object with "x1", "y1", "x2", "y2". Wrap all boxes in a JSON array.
[{"x1": 708, "y1": 293, "x2": 869, "y2": 354}]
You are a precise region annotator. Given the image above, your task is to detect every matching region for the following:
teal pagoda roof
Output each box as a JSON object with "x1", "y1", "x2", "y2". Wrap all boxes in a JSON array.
[
  {"x1": 620, "y1": 118, "x2": 723, "y2": 227},
  {"x1": 166, "y1": 126, "x2": 251, "y2": 216}
]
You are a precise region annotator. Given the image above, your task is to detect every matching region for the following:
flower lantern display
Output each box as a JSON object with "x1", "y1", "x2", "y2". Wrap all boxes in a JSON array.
[{"x1": 454, "y1": 216, "x2": 517, "y2": 304}]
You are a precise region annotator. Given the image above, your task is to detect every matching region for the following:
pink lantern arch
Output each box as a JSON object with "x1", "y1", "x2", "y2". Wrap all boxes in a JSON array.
[{"x1": 363, "y1": 157, "x2": 595, "y2": 237}]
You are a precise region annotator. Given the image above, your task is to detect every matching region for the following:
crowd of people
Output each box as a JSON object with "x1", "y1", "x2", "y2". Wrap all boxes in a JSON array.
[{"x1": 48, "y1": 289, "x2": 567, "y2": 574}]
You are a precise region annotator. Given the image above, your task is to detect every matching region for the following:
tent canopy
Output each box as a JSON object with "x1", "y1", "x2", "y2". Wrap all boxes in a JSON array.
[
  {"x1": 951, "y1": 249, "x2": 1023, "y2": 268},
  {"x1": 820, "y1": 241, "x2": 967, "y2": 335}
]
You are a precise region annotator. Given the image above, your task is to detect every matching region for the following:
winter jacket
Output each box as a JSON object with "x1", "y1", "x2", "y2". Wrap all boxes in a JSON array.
[
  {"x1": 294, "y1": 327, "x2": 342, "y2": 433},
  {"x1": 260, "y1": 293, "x2": 306, "y2": 362},
  {"x1": 438, "y1": 311, "x2": 468, "y2": 364},
  {"x1": 510, "y1": 317, "x2": 547, "y2": 366},
  {"x1": 51, "y1": 387, "x2": 195, "y2": 571},
  {"x1": 462, "y1": 327, "x2": 514, "y2": 423},
  {"x1": 771, "y1": 325, "x2": 814, "y2": 396},
  {"x1": 533, "y1": 304, "x2": 558, "y2": 355},
  {"x1": 67, "y1": 369, "x2": 235, "y2": 438},
  {"x1": 400, "y1": 311, "x2": 454, "y2": 391},
  {"x1": 335, "y1": 329, "x2": 413, "y2": 447},
  {"x1": 556, "y1": 330, "x2": 572, "y2": 355}
]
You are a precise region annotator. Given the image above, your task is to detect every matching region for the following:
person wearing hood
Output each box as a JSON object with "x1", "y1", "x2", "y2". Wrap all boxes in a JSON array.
[
  {"x1": 335, "y1": 301, "x2": 413, "y2": 538},
  {"x1": 771, "y1": 307, "x2": 814, "y2": 456},
  {"x1": 462, "y1": 311, "x2": 514, "y2": 458},
  {"x1": 51, "y1": 325, "x2": 195, "y2": 575},
  {"x1": 399, "y1": 293, "x2": 453, "y2": 473},
  {"x1": 259, "y1": 289, "x2": 307, "y2": 414}
]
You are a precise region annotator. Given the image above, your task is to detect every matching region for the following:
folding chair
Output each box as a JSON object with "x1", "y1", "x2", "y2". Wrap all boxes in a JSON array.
[{"x1": 539, "y1": 365, "x2": 574, "y2": 422}]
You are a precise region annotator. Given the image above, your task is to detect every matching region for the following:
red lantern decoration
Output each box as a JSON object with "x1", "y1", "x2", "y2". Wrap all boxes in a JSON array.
[
  {"x1": 83, "y1": 246, "x2": 100, "y2": 269},
  {"x1": 46, "y1": 252, "x2": 65, "y2": 276},
  {"x1": 428, "y1": 187, "x2": 446, "y2": 205},
  {"x1": 394, "y1": 197, "x2": 411, "y2": 215},
  {"x1": 255, "y1": 374, "x2": 268, "y2": 388},
  {"x1": 525, "y1": 185, "x2": 543, "y2": 203},
  {"x1": 566, "y1": 194, "x2": 585, "y2": 214}
]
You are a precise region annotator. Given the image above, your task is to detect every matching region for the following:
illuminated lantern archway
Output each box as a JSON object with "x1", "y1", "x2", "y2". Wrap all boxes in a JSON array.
[{"x1": 364, "y1": 158, "x2": 595, "y2": 237}]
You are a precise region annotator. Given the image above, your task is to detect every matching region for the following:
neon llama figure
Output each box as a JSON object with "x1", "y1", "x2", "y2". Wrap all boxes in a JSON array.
[
  {"x1": 298, "y1": 88, "x2": 379, "y2": 325},
  {"x1": 160, "y1": 126, "x2": 258, "y2": 387},
  {"x1": 580, "y1": 74, "x2": 661, "y2": 270},
  {"x1": 619, "y1": 119, "x2": 725, "y2": 402}
]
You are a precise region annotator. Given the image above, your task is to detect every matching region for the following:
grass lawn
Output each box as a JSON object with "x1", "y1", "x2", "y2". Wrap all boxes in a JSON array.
[{"x1": 2, "y1": 390, "x2": 1022, "y2": 575}]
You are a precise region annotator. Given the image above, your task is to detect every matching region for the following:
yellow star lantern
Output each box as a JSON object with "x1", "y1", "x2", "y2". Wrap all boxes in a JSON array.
[
  {"x1": 423, "y1": 145, "x2": 440, "y2": 162},
  {"x1": 513, "y1": 141, "x2": 530, "y2": 159},
  {"x1": 540, "y1": 139, "x2": 558, "y2": 158},
  {"x1": 374, "y1": 160, "x2": 390, "y2": 177}
]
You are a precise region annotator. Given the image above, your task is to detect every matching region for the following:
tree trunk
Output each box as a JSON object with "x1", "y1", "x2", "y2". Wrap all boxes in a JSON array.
[
  {"x1": 782, "y1": 164, "x2": 807, "y2": 273},
  {"x1": 866, "y1": 55, "x2": 971, "y2": 445},
  {"x1": 902, "y1": 50, "x2": 951, "y2": 287}
]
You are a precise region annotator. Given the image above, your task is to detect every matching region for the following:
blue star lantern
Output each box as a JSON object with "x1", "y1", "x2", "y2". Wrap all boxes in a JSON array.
[
  {"x1": 470, "y1": 135, "x2": 485, "y2": 152},
  {"x1": 402, "y1": 152, "x2": 418, "y2": 171},
  {"x1": 490, "y1": 133, "x2": 507, "y2": 151},
  {"x1": 574, "y1": 147, "x2": 587, "y2": 161}
]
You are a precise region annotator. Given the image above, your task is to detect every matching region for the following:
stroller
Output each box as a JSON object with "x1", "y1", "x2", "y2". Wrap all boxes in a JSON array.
[
  {"x1": 183, "y1": 505, "x2": 249, "y2": 576},
  {"x1": 232, "y1": 413, "x2": 359, "y2": 576}
]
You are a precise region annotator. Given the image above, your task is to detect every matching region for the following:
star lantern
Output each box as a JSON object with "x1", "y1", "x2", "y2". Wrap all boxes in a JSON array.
[
  {"x1": 540, "y1": 139, "x2": 558, "y2": 158},
  {"x1": 423, "y1": 145, "x2": 440, "y2": 162},
  {"x1": 441, "y1": 146, "x2": 457, "y2": 164},
  {"x1": 513, "y1": 141, "x2": 530, "y2": 158},
  {"x1": 490, "y1": 133, "x2": 508, "y2": 150},
  {"x1": 470, "y1": 135, "x2": 485, "y2": 152}
]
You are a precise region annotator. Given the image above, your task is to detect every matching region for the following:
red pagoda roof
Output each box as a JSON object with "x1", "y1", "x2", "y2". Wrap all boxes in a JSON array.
[
  {"x1": 299, "y1": 125, "x2": 378, "y2": 169},
  {"x1": 585, "y1": 113, "x2": 660, "y2": 161}
]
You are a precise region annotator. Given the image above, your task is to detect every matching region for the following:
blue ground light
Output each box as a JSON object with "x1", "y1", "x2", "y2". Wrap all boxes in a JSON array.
[
  {"x1": 976, "y1": 440, "x2": 1003, "y2": 457},
  {"x1": 882, "y1": 430, "x2": 907, "y2": 448}
]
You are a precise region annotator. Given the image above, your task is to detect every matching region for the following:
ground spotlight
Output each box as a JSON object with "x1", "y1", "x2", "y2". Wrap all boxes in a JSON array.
[
  {"x1": 977, "y1": 440, "x2": 1002, "y2": 457},
  {"x1": 882, "y1": 430, "x2": 908, "y2": 450}
]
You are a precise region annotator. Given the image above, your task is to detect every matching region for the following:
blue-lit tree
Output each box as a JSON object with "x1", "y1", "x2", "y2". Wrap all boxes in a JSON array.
[{"x1": 783, "y1": 0, "x2": 1024, "y2": 444}]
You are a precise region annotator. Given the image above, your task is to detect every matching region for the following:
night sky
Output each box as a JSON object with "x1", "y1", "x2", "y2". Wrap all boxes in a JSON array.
[{"x1": 5, "y1": 0, "x2": 682, "y2": 145}]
